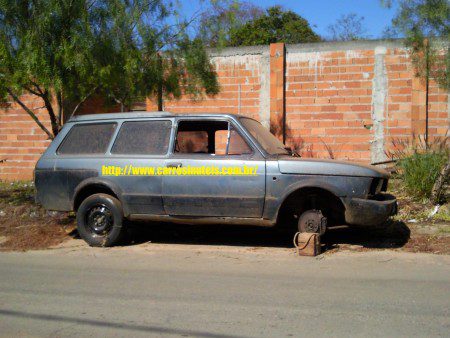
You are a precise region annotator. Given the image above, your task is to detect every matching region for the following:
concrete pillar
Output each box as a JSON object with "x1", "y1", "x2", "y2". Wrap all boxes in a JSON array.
[
  {"x1": 371, "y1": 46, "x2": 388, "y2": 164},
  {"x1": 259, "y1": 50, "x2": 271, "y2": 129},
  {"x1": 269, "y1": 43, "x2": 286, "y2": 142}
]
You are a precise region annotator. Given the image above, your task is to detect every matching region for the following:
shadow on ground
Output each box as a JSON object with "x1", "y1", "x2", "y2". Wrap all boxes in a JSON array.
[
  {"x1": 321, "y1": 221, "x2": 411, "y2": 251},
  {"x1": 71, "y1": 220, "x2": 411, "y2": 252}
]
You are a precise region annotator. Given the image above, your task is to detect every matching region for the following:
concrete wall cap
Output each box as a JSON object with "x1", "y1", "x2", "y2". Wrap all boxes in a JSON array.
[{"x1": 286, "y1": 39, "x2": 406, "y2": 53}]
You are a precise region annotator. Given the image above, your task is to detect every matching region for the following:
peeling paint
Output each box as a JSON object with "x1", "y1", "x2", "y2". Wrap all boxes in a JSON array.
[
  {"x1": 286, "y1": 52, "x2": 324, "y2": 71},
  {"x1": 345, "y1": 50, "x2": 362, "y2": 59},
  {"x1": 211, "y1": 54, "x2": 262, "y2": 69}
]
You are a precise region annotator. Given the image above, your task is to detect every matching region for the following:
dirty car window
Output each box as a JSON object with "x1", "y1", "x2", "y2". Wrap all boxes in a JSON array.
[
  {"x1": 175, "y1": 120, "x2": 251, "y2": 155},
  {"x1": 112, "y1": 120, "x2": 171, "y2": 155},
  {"x1": 240, "y1": 118, "x2": 288, "y2": 155},
  {"x1": 58, "y1": 123, "x2": 117, "y2": 155}
]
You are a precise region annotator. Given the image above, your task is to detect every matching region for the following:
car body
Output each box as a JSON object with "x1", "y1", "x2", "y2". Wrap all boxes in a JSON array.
[{"x1": 35, "y1": 112, "x2": 397, "y2": 246}]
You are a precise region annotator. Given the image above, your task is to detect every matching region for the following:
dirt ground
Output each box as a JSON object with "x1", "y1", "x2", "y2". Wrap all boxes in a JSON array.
[
  {"x1": 0, "y1": 182, "x2": 75, "y2": 251},
  {"x1": 0, "y1": 180, "x2": 449, "y2": 254}
]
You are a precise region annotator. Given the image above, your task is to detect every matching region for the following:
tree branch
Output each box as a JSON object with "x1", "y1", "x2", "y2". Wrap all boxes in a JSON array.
[
  {"x1": 41, "y1": 90, "x2": 60, "y2": 136},
  {"x1": 23, "y1": 85, "x2": 42, "y2": 97},
  {"x1": 56, "y1": 91, "x2": 63, "y2": 125},
  {"x1": 69, "y1": 86, "x2": 98, "y2": 120},
  {"x1": 155, "y1": 9, "x2": 202, "y2": 52},
  {"x1": 112, "y1": 96, "x2": 125, "y2": 112},
  {"x1": 29, "y1": 80, "x2": 45, "y2": 96},
  {"x1": 86, "y1": 0, "x2": 98, "y2": 11},
  {"x1": 6, "y1": 88, "x2": 54, "y2": 139}
]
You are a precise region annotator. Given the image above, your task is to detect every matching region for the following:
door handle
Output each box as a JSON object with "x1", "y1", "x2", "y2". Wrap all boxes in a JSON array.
[{"x1": 166, "y1": 162, "x2": 182, "y2": 168}]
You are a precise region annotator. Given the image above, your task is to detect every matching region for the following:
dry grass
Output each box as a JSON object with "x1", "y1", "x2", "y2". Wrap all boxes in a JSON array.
[
  {"x1": 385, "y1": 178, "x2": 450, "y2": 254},
  {"x1": 0, "y1": 181, "x2": 75, "y2": 251}
]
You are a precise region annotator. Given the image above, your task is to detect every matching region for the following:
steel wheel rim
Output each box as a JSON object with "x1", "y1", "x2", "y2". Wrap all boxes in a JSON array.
[{"x1": 86, "y1": 204, "x2": 113, "y2": 236}]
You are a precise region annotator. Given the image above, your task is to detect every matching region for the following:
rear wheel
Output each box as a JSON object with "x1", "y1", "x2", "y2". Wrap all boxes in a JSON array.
[{"x1": 76, "y1": 193, "x2": 125, "y2": 247}]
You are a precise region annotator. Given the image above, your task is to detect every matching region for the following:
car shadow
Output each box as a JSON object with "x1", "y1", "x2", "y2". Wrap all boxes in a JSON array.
[
  {"x1": 321, "y1": 220, "x2": 411, "y2": 252},
  {"x1": 112, "y1": 219, "x2": 411, "y2": 252},
  {"x1": 124, "y1": 221, "x2": 293, "y2": 248}
]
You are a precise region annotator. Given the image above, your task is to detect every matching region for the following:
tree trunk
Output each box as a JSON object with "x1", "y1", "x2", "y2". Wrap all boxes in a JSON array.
[
  {"x1": 6, "y1": 88, "x2": 54, "y2": 139},
  {"x1": 431, "y1": 155, "x2": 450, "y2": 204},
  {"x1": 157, "y1": 53, "x2": 163, "y2": 111},
  {"x1": 41, "y1": 91, "x2": 60, "y2": 137}
]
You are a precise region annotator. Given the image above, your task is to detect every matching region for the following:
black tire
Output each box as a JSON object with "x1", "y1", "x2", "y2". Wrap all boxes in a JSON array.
[{"x1": 76, "y1": 193, "x2": 125, "y2": 247}]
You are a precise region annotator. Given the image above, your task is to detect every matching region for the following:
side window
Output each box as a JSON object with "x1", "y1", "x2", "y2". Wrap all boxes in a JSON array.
[
  {"x1": 174, "y1": 120, "x2": 252, "y2": 155},
  {"x1": 112, "y1": 120, "x2": 171, "y2": 155},
  {"x1": 228, "y1": 127, "x2": 252, "y2": 155},
  {"x1": 58, "y1": 123, "x2": 117, "y2": 155}
]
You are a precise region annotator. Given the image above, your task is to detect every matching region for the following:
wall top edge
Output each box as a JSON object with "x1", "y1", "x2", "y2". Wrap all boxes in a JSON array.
[
  {"x1": 208, "y1": 45, "x2": 270, "y2": 57},
  {"x1": 286, "y1": 39, "x2": 407, "y2": 53},
  {"x1": 207, "y1": 38, "x2": 449, "y2": 57}
]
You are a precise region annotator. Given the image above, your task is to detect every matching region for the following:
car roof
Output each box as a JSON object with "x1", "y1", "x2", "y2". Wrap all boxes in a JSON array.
[{"x1": 68, "y1": 111, "x2": 248, "y2": 122}]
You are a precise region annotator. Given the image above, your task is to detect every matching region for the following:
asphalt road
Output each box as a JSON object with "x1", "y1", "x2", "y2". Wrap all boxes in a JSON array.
[{"x1": 0, "y1": 243, "x2": 449, "y2": 337}]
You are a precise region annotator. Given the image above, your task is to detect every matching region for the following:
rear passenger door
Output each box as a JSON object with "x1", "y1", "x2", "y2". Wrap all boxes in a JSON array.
[
  {"x1": 108, "y1": 119, "x2": 172, "y2": 215},
  {"x1": 162, "y1": 118, "x2": 266, "y2": 218}
]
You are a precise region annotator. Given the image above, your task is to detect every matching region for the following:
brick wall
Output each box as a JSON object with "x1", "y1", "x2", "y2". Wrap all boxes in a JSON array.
[
  {"x1": 0, "y1": 95, "x2": 51, "y2": 180},
  {"x1": 147, "y1": 46, "x2": 269, "y2": 123},
  {"x1": 1, "y1": 39, "x2": 449, "y2": 181},
  {"x1": 284, "y1": 44, "x2": 418, "y2": 161}
]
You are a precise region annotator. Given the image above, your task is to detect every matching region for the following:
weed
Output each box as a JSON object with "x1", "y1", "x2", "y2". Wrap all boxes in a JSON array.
[
  {"x1": 434, "y1": 205, "x2": 450, "y2": 222},
  {"x1": 386, "y1": 134, "x2": 449, "y2": 200},
  {"x1": 398, "y1": 150, "x2": 448, "y2": 199}
]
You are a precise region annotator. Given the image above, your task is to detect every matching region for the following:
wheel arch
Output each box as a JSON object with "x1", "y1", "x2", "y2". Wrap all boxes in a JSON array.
[
  {"x1": 72, "y1": 178, "x2": 127, "y2": 215},
  {"x1": 275, "y1": 181, "x2": 346, "y2": 228}
]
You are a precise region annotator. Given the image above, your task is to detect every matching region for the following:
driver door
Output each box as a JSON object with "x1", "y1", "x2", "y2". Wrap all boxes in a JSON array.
[{"x1": 162, "y1": 118, "x2": 266, "y2": 218}]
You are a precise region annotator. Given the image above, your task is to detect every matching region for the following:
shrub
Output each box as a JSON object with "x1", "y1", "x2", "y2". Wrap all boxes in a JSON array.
[
  {"x1": 397, "y1": 150, "x2": 448, "y2": 199},
  {"x1": 387, "y1": 134, "x2": 449, "y2": 200}
]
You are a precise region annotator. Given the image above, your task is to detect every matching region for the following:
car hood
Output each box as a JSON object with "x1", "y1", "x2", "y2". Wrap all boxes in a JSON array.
[{"x1": 277, "y1": 156, "x2": 389, "y2": 178}]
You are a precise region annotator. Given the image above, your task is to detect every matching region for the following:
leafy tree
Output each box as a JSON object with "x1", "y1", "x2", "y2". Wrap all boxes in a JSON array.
[
  {"x1": 197, "y1": 0, "x2": 263, "y2": 47},
  {"x1": 0, "y1": 0, "x2": 218, "y2": 139},
  {"x1": 327, "y1": 13, "x2": 369, "y2": 41},
  {"x1": 383, "y1": 0, "x2": 449, "y2": 89},
  {"x1": 228, "y1": 6, "x2": 321, "y2": 47}
]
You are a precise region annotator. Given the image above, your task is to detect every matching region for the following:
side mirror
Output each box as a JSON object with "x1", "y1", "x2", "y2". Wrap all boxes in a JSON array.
[{"x1": 285, "y1": 146, "x2": 301, "y2": 157}]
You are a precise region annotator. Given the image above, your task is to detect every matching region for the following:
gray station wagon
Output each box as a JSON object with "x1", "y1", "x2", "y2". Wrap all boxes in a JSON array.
[{"x1": 35, "y1": 112, "x2": 397, "y2": 247}]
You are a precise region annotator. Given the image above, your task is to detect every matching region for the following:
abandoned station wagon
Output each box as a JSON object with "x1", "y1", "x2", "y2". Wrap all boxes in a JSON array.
[{"x1": 35, "y1": 112, "x2": 397, "y2": 246}]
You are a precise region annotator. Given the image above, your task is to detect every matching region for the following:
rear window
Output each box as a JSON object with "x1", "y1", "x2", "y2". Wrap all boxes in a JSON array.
[
  {"x1": 111, "y1": 120, "x2": 172, "y2": 155},
  {"x1": 58, "y1": 123, "x2": 117, "y2": 155}
]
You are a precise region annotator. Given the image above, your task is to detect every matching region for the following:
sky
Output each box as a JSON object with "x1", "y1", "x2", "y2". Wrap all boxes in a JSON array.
[{"x1": 179, "y1": 0, "x2": 400, "y2": 39}]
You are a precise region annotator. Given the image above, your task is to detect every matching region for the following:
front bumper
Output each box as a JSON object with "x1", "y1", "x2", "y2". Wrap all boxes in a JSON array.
[{"x1": 344, "y1": 193, "x2": 398, "y2": 227}]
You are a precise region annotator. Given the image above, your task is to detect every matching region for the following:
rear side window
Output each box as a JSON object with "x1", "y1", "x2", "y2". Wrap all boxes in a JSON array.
[
  {"x1": 111, "y1": 120, "x2": 172, "y2": 155},
  {"x1": 58, "y1": 123, "x2": 117, "y2": 155}
]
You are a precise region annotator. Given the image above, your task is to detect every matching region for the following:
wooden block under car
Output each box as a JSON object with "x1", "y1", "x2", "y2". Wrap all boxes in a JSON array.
[{"x1": 294, "y1": 232, "x2": 321, "y2": 256}]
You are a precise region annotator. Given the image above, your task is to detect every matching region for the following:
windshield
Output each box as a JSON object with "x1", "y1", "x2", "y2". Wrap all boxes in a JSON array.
[{"x1": 240, "y1": 118, "x2": 289, "y2": 155}]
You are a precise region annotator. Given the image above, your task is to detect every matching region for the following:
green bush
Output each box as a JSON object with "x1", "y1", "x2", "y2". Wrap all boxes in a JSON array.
[{"x1": 398, "y1": 150, "x2": 448, "y2": 200}]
